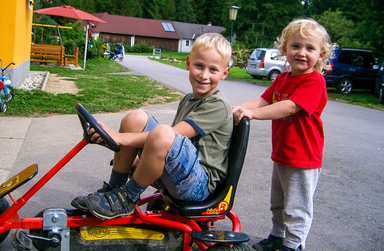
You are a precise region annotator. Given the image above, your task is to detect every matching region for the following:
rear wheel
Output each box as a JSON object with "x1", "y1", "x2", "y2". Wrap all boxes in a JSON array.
[
  {"x1": 8, "y1": 86, "x2": 15, "y2": 97},
  {"x1": 0, "y1": 197, "x2": 10, "y2": 244},
  {"x1": 268, "y1": 70, "x2": 280, "y2": 81},
  {"x1": 379, "y1": 85, "x2": 384, "y2": 104},
  {"x1": 337, "y1": 78, "x2": 353, "y2": 94}
]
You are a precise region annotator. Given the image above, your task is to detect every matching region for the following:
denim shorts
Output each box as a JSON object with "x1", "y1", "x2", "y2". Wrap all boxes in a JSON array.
[{"x1": 142, "y1": 112, "x2": 210, "y2": 201}]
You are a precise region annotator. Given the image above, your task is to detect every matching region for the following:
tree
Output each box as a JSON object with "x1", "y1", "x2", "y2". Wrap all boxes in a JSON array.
[
  {"x1": 317, "y1": 9, "x2": 363, "y2": 49},
  {"x1": 174, "y1": 0, "x2": 196, "y2": 23}
]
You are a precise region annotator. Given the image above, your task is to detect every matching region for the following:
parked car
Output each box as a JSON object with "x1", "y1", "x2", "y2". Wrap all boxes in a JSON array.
[
  {"x1": 324, "y1": 48, "x2": 384, "y2": 94},
  {"x1": 375, "y1": 61, "x2": 384, "y2": 104},
  {"x1": 246, "y1": 48, "x2": 288, "y2": 81}
]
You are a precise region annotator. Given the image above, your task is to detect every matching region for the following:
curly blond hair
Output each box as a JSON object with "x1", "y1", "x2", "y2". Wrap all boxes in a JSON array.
[{"x1": 276, "y1": 18, "x2": 337, "y2": 74}]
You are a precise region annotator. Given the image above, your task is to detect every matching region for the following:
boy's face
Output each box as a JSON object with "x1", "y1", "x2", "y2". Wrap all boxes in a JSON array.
[
  {"x1": 186, "y1": 47, "x2": 230, "y2": 99},
  {"x1": 283, "y1": 30, "x2": 325, "y2": 76}
]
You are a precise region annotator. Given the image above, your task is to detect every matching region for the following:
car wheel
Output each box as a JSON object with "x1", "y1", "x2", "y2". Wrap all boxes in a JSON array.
[
  {"x1": 252, "y1": 75, "x2": 263, "y2": 79},
  {"x1": 380, "y1": 85, "x2": 384, "y2": 104},
  {"x1": 268, "y1": 70, "x2": 280, "y2": 81},
  {"x1": 337, "y1": 78, "x2": 353, "y2": 94}
]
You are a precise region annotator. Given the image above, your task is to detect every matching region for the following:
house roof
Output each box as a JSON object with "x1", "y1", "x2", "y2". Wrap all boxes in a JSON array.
[
  {"x1": 173, "y1": 21, "x2": 225, "y2": 40},
  {"x1": 90, "y1": 12, "x2": 180, "y2": 39}
]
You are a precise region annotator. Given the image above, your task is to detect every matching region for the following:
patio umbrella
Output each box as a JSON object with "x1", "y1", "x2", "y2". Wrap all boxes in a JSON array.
[{"x1": 34, "y1": 6, "x2": 106, "y2": 69}]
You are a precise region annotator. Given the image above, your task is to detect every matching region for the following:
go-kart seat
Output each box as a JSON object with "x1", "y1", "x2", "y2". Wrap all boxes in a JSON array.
[{"x1": 161, "y1": 117, "x2": 250, "y2": 218}]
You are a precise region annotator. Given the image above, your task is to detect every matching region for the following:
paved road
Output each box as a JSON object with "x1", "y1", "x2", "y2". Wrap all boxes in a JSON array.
[
  {"x1": 121, "y1": 55, "x2": 384, "y2": 250},
  {"x1": 1, "y1": 55, "x2": 383, "y2": 250}
]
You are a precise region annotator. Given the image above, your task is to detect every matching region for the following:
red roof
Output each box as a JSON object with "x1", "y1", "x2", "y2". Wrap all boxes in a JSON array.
[{"x1": 91, "y1": 12, "x2": 180, "y2": 39}]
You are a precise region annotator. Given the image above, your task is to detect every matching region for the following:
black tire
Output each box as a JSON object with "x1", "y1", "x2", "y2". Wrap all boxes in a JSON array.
[
  {"x1": 0, "y1": 197, "x2": 10, "y2": 244},
  {"x1": 8, "y1": 86, "x2": 15, "y2": 97},
  {"x1": 252, "y1": 75, "x2": 263, "y2": 80},
  {"x1": 1, "y1": 101, "x2": 7, "y2": 113},
  {"x1": 206, "y1": 243, "x2": 254, "y2": 250},
  {"x1": 380, "y1": 85, "x2": 384, "y2": 104},
  {"x1": 268, "y1": 70, "x2": 280, "y2": 81},
  {"x1": 337, "y1": 78, "x2": 353, "y2": 94}
]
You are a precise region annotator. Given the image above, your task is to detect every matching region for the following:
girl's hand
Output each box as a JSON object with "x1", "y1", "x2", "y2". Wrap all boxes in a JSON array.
[{"x1": 232, "y1": 106, "x2": 254, "y2": 125}]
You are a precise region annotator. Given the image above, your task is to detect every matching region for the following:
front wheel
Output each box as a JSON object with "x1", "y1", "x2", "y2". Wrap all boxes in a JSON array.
[
  {"x1": 337, "y1": 78, "x2": 353, "y2": 94},
  {"x1": 206, "y1": 243, "x2": 254, "y2": 250},
  {"x1": 1, "y1": 101, "x2": 7, "y2": 113},
  {"x1": 0, "y1": 197, "x2": 10, "y2": 244}
]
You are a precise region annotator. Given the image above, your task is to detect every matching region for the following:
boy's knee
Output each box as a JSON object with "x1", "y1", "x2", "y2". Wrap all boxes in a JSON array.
[
  {"x1": 120, "y1": 110, "x2": 148, "y2": 132},
  {"x1": 146, "y1": 125, "x2": 175, "y2": 149}
]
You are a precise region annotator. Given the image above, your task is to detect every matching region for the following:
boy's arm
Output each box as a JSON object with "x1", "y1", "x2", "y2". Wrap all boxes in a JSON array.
[
  {"x1": 89, "y1": 121, "x2": 149, "y2": 148},
  {"x1": 173, "y1": 121, "x2": 199, "y2": 138}
]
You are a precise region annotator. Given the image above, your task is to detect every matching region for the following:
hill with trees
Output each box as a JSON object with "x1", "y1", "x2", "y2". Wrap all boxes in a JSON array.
[{"x1": 33, "y1": 0, "x2": 383, "y2": 53}]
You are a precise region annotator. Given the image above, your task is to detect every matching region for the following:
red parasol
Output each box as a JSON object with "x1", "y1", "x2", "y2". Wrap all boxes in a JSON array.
[
  {"x1": 34, "y1": 6, "x2": 106, "y2": 69},
  {"x1": 34, "y1": 6, "x2": 106, "y2": 23}
]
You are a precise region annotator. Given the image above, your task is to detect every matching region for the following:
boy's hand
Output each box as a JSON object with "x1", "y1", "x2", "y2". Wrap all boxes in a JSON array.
[{"x1": 88, "y1": 121, "x2": 121, "y2": 145}]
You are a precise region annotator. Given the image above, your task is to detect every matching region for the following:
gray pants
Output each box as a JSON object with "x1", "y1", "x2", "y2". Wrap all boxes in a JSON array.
[{"x1": 270, "y1": 162, "x2": 321, "y2": 250}]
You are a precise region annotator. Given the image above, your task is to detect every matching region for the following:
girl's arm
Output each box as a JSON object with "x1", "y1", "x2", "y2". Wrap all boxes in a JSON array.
[{"x1": 233, "y1": 99, "x2": 302, "y2": 124}]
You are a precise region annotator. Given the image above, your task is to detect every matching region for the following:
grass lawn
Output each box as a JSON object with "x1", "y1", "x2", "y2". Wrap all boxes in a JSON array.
[{"x1": 1, "y1": 58, "x2": 183, "y2": 116}]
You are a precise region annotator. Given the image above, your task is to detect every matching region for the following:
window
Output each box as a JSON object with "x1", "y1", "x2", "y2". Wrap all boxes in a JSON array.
[
  {"x1": 161, "y1": 22, "x2": 175, "y2": 33},
  {"x1": 186, "y1": 40, "x2": 190, "y2": 46}
]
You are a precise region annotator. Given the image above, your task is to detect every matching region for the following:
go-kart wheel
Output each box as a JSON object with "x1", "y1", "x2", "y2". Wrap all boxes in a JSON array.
[
  {"x1": 75, "y1": 103, "x2": 120, "y2": 152},
  {"x1": 0, "y1": 101, "x2": 7, "y2": 113},
  {"x1": 0, "y1": 197, "x2": 10, "y2": 244},
  {"x1": 206, "y1": 243, "x2": 253, "y2": 250}
]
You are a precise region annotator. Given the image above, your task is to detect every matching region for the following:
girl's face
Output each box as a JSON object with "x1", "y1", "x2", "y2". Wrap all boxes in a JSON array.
[
  {"x1": 283, "y1": 30, "x2": 325, "y2": 76},
  {"x1": 186, "y1": 47, "x2": 230, "y2": 99}
]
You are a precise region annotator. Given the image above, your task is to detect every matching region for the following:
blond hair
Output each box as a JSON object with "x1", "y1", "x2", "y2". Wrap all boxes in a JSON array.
[
  {"x1": 191, "y1": 33, "x2": 232, "y2": 66},
  {"x1": 276, "y1": 18, "x2": 337, "y2": 74}
]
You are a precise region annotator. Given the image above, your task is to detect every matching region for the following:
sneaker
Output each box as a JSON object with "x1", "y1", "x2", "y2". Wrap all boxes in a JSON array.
[
  {"x1": 279, "y1": 245, "x2": 302, "y2": 251},
  {"x1": 71, "y1": 182, "x2": 113, "y2": 212},
  {"x1": 253, "y1": 235, "x2": 284, "y2": 251},
  {"x1": 85, "y1": 186, "x2": 136, "y2": 220}
]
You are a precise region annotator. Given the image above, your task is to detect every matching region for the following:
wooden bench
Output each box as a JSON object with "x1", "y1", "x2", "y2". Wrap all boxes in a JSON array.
[
  {"x1": 31, "y1": 44, "x2": 64, "y2": 67},
  {"x1": 64, "y1": 47, "x2": 79, "y2": 67}
]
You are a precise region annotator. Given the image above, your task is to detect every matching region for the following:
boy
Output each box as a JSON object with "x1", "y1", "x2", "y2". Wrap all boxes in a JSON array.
[
  {"x1": 72, "y1": 33, "x2": 233, "y2": 220},
  {"x1": 232, "y1": 19, "x2": 336, "y2": 251}
]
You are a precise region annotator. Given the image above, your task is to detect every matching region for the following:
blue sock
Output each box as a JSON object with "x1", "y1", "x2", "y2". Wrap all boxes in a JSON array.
[
  {"x1": 108, "y1": 169, "x2": 129, "y2": 188},
  {"x1": 124, "y1": 177, "x2": 148, "y2": 203}
]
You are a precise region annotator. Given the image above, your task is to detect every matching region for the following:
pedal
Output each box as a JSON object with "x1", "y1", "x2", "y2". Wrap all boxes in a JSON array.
[
  {"x1": 11, "y1": 230, "x2": 33, "y2": 251},
  {"x1": 191, "y1": 230, "x2": 250, "y2": 244}
]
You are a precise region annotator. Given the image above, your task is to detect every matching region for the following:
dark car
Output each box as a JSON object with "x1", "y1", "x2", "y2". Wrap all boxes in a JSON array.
[
  {"x1": 324, "y1": 48, "x2": 383, "y2": 94},
  {"x1": 376, "y1": 61, "x2": 384, "y2": 104}
]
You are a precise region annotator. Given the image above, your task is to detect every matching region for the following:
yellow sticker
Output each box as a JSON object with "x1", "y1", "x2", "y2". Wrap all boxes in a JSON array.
[{"x1": 80, "y1": 226, "x2": 165, "y2": 241}]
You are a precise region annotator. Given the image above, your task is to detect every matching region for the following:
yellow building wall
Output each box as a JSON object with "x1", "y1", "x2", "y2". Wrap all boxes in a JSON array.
[{"x1": 0, "y1": 0, "x2": 33, "y2": 87}]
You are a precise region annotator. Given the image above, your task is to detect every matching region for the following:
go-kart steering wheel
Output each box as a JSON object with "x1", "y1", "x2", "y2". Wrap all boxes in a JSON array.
[{"x1": 75, "y1": 103, "x2": 120, "y2": 152}]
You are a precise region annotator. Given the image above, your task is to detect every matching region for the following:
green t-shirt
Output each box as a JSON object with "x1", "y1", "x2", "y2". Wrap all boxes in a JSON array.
[{"x1": 172, "y1": 91, "x2": 233, "y2": 193}]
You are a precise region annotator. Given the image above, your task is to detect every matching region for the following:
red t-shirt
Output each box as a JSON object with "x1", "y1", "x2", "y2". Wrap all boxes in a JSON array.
[{"x1": 261, "y1": 71, "x2": 327, "y2": 169}]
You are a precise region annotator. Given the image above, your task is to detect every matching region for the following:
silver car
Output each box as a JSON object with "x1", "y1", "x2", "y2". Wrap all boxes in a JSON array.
[{"x1": 246, "y1": 48, "x2": 288, "y2": 80}]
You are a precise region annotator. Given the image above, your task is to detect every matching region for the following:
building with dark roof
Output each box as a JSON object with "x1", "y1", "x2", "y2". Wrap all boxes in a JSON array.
[{"x1": 89, "y1": 13, "x2": 225, "y2": 52}]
